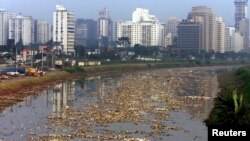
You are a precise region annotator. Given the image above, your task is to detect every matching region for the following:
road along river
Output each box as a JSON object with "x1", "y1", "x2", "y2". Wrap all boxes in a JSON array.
[{"x1": 0, "y1": 66, "x2": 240, "y2": 141}]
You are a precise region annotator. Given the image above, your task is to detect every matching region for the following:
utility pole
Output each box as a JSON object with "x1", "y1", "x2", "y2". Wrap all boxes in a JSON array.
[
  {"x1": 31, "y1": 50, "x2": 33, "y2": 67},
  {"x1": 15, "y1": 42, "x2": 17, "y2": 71},
  {"x1": 41, "y1": 50, "x2": 43, "y2": 69},
  {"x1": 51, "y1": 48, "x2": 54, "y2": 68}
]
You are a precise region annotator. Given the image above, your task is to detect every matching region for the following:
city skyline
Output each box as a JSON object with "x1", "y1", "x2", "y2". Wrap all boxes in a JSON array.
[{"x1": 0, "y1": 0, "x2": 241, "y2": 25}]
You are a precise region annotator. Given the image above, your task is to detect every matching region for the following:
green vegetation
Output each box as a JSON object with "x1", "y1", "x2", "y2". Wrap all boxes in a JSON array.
[
  {"x1": 64, "y1": 66, "x2": 85, "y2": 74},
  {"x1": 83, "y1": 63, "x2": 149, "y2": 74},
  {"x1": 205, "y1": 66, "x2": 250, "y2": 126}
]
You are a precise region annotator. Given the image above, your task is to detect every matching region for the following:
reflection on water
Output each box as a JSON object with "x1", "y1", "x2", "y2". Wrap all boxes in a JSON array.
[
  {"x1": 0, "y1": 66, "x2": 241, "y2": 141},
  {"x1": 50, "y1": 82, "x2": 76, "y2": 119}
]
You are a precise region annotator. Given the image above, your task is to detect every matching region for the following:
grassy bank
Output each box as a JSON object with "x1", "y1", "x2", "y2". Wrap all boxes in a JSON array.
[
  {"x1": 0, "y1": 71, "x2": 71, "y2": 112},
  {"x1": 205, "y1": 66, "x2": 250, "y2": 125}
]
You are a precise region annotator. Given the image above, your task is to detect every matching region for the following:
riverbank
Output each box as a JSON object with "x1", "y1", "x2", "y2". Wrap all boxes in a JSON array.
[
  {"x1": 0, "y1": 62, "x2": 246, "y2": 112},
  {"x1": 0, "y1": 63, "x2": 153, "y2": 112},
  {"x1": 205, "y1": 65, "x2": 250, "y2": 125},
  {"x1": 0, "y1": 71, "x2": 74, "y2": 112}
]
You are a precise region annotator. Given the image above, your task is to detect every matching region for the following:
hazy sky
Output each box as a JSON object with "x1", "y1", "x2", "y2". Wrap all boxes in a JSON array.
[{"x1": 0, "y1": 0, "x2": 243, "y2": 26}]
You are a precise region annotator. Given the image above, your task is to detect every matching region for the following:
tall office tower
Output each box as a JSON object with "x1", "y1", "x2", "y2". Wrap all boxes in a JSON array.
[
  {"x1": 235, "y1": 0, "x2": 249, "y2": 50},
  {"x1": 235, "y1": 0, "x2": 248, "y2": 30},
  {"x1": 75, "y1": 19, "x2": 97, "y2": 47},
  {"x1": 165, "y1": 17, "x2": 179, "y2": 38},
  {"x1": 178, "y1": 19, "x2": 204, "y2": 53},
  {"x1": 37, "y1": 20, "x2": 51, "y2": 44},
  {"x1": 116, "y1": 8, "x2": 163, "y2": 47},
  {"x1": 188, "y1": 6, "x2": 225, "y2": 53},
  {"x1": 75, "y1": 19, "x2": 87, "y2": 46},
  {"x1": 32, "y1": 19, "x2": 38, "y2": 43},
  {"x1": 98, "y1": 8, "x2": 113, "y2": 48},
  {"x1": 8, "y1": 15, "x2": 32, "y2": 46},
  {"x1": 0, "y1": 9, "x2": 8, "y2": 45},
  {"x1": 53, "y1": 4, "x2": 75, "y2": 55},
  {"x1": 188, "y1": 6, "x2": 216, "y2": 52}
]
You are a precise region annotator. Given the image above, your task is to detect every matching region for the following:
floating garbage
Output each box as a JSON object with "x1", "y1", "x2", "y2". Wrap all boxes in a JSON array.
[{"x1": 9, "y1": 66, "x2": 227, "y2": 140}]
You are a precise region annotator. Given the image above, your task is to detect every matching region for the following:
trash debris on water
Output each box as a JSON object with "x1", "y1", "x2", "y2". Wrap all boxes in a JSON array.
[{"x1": 1, "y1": 66, "x2": 230, "y2": 140}]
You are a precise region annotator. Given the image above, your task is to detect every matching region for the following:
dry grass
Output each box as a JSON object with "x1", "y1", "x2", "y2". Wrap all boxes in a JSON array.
[
  {"x1": 0, "y1": 71, "x2": 69, "y2": 94},
  {"x1": 0, "y1": 71, "x2": 71, "y2": 112}
]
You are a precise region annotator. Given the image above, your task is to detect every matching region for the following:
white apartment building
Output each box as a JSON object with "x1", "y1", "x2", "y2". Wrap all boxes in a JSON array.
[
  {"x1": 0, "y1": 9, "x2": 8, "y2": 45},
  {"x1": 8, "y1": 15, "x2": 32, "y2": 45},
  {"x1": 38, "y1": 21, "x2": 51, "y2": 44},
  {"x1": 98, "y1": 8, "x2": 113, "y2": 48},
  {"x1": 53, "y1": 4, "x2": 75, "y2": 55},
  {"x1": 234, "y1": 31, "x2": 244, "y2": 52},
  {"x1": 116, "y1": 8, "x2": 163, "y2": 47},
  {"x1": 164, "y1": 33, "x2": 172, "y2": 47},
  {"x1": 216, "y1": 17, "x2": 225, "y2": 53},
  {"x1": 225, "y1": 26, "x2": 244, "y2": 53},
  {"x1": 225, "y1": 27, "x2": 235, "y2": 52},
  {"x1": 132, "y1": 8, "x2": 158, "y2": 22}
]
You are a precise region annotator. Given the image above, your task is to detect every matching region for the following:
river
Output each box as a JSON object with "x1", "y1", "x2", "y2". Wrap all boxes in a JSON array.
[{"x1": 0, "y1": 66, "x2": 239, "y2": 141}]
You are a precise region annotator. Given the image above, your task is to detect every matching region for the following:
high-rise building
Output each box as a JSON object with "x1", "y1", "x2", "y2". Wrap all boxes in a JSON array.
[
  {"x1": 187, "y1": 6, "x2": 225, "y2": 53},
  {"x1": 98, "y1": 8, "x2": 113, "y2": 48},
  {"x1": 32, "y1": 19, "x2": 38, "y2": 43},
  {"x1": 188, "y1": 6, "x2": 217, "y2": 52},
  {"x1": 234, "y1": 0, "x2": 248, "y2": 30},
  {"x1": 164, "y1": 33, "x2": 172, "y2": 47},
  {"x1": 0, "y1": 9, "x2": 8, "y2": 45},
  {"x1": 234, "y1": 0, "x2": 249, "y2": 50},
  {"x1": 116, "y1": 21, "x2": 132, "y2": 42},
  {"x1": 53, "y1": 5, "x2": 75, "y2": 55},
  {"x1": 132, "y1": 8, "x2": 158, "y2": 22},
  {"x1": 178, "y1": 19, "x2": 204, "y2": 52},
  {"x1": 239, "y1": 18, "x2": 249, "y2": 49},
  {"x1": 8, "y1": 15, "x2": 32, "y2": 46},
  {"x1": 215, "y1": 17, "x2": 225, "y2": 53},
  {"x1": 37, "y1": 20, "x2": 51, "y2": 44},
  {"x1": 165, "y1": 17, "x2": 179, "y2": 38},
  {"x1": 75, "y1": 19, "x2": 97, "y2": 47},
  {"x1": 225, "y1": 27, "x2": 244, "y2": 52},
  {"x1": 234, "y1": 31, "x2": 244, "y2": 52},
  {"x1": 225, "y1": 27, "x2": 236, "y2": 52},
  {"x1": 164, "y1": 17, "x2": 179, "y2": 46},
  {"x1": 116, "y1": 8, "x2": 163, "y2": 47},
  {"x1": 75, "y1": 19, "x2": 87, "y2": 46}
]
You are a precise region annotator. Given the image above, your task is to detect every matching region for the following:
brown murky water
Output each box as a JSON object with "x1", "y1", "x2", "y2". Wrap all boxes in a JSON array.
[{"x1": 0, "y1": 66, "x2": 239, "y2": 141}]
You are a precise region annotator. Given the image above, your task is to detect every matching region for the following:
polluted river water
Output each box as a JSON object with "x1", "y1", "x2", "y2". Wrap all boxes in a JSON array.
[{"x1": 0, "y1": 66, "x2": 239, "y2": 141}]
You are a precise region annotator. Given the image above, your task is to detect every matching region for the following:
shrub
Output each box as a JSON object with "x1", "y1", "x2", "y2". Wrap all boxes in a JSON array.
[
  {"x1": 205, "y1": 89, "x2": 250, "y2": 126},
  {"x1": 64, "y1": 66, "x2": 85, "y2": 73}
]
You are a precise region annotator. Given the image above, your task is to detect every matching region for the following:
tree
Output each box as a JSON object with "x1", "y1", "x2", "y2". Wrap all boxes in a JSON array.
[
  {"x1": 117, "y1": 37, "x2": 131, "y2": 48},
  {"x1": 74, "y1": 45, "x2": 86, "y2": 58},
  {"x1": 3, "y1": 53, "x2": 12, "y2": 59},
  {"x1": 134, "y1": 44, "x2": 159, "y2": 57},
  {"x1": 16, "y1": 38, "x2": 24, "y2": 54},
  {"x1": 100, "y1": 36, "x2": 109, "y2": 50},
  {"x1": 45, "y1": 39, "x2": 53, "y2": 46}
]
